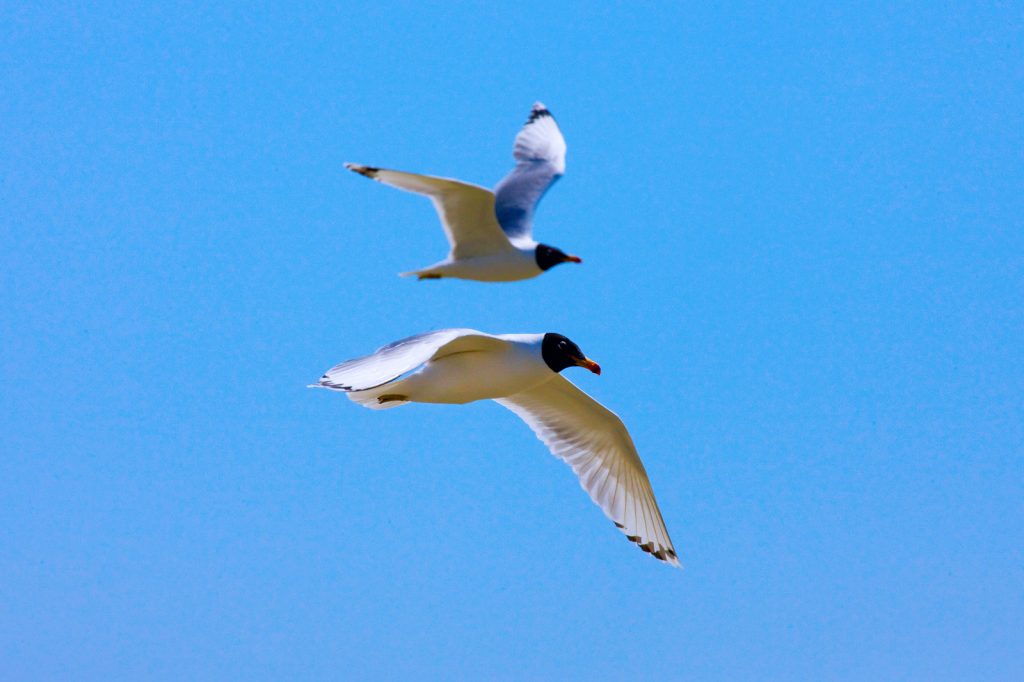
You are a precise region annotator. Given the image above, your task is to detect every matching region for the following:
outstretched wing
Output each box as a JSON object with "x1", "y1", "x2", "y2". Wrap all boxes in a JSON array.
[
  {"x1": 345, "y1": 164, "x2": 514, "y2": 260},
  {"x1": 495, "y1": 375, "x2": 679, "y2": 566},
  {"x1": 493, "y1": 103, "x2": 567, "y2": 242},
  {"x1": 313, "y1": 328, "x2": 500, "y2": 392}
]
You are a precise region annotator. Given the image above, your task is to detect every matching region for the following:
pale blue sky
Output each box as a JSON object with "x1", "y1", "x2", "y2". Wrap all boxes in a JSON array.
[{"x1": 3, "y1": 3, "x2": 1022, "y2": 680}]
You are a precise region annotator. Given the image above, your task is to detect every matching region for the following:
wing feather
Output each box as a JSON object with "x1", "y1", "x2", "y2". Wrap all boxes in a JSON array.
[
  {"x1": 493, "y1": 103, "x2": 567, "y2": 242},
  {"x1": 313, "y1": 328, "x2": 500, "y2": 392},
  {"x1": 495, "y1": 375, "x2": 679, "y2": 566},
  {"x1": 345, "y1": 164, "x2": 514, "y2": 259}
]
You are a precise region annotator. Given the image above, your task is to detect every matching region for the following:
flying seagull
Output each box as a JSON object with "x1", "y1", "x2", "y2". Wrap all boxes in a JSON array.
[
  {"x1": 311, "y1": 329, "x2": 679, "y2": 566},
  {"x1": 345, "y1": 102, "x2": 580, "y2": 282}
]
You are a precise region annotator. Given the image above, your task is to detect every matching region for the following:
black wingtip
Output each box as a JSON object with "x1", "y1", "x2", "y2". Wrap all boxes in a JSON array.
[
  {"x1": 313, "y1": 375, "x2": 354, "y2": 391},
  {"x1": 526, "y1": 102, "x2": 553, "y2": 124},
  {"x1": 345, "y1": 163, "x2": 379, "y2": 179},
  {"x1": 622, "y1": 529, "x2": 679, "y2": 566}
]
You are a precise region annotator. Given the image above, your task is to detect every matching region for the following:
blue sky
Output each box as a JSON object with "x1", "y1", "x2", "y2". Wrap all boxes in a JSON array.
[{"x1": 3, "y1": 2, "x2": 1022, "y2": 680}]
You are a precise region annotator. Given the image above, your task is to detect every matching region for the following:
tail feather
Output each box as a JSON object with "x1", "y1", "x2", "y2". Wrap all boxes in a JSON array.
[{"x1": 399, "y1": 268, "x2": 444, "y2": 280}]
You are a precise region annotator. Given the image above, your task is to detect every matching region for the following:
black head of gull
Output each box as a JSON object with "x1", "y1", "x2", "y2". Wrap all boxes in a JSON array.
[
  {"x1": 541, "y1": 333, "x2": 601, "y2": 375},
  {"x1": 534, "y1": 244, "x2": 583, "y2": 271}
]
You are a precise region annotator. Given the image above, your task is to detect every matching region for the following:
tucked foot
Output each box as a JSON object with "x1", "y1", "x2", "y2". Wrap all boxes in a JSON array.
[
  {"x1": 418, "y1": 274, "x2": 443, "y2": 280},
  {"x1": 377, "y1": 394, "x2": 408, "y2": 404}
]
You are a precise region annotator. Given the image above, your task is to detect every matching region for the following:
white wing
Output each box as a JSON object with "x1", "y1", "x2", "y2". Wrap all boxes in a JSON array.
[
  {"x1": 313, "y1": 328, "x2": 503, "y2": 392},
  {"x1": 345, "y1": 164, "x2": 515, "y2": 260},
  {"x1": 496, "y1": 375, "x2": 679, "y2": 566},
  {"x1": 493, "y1": 103, "x2": 567, "y2": 242}
]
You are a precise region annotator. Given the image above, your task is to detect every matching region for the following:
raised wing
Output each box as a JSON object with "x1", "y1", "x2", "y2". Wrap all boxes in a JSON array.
[
  {"x1": 496, "y1": 375, "x2": 679, "y2": 566},
  {"x1": 493, "y1": 103, "x2": 567, "y2": 242},
  {"x1": 313, "y1": 328, "x2": 500, "y2": 392},
  {"x1": 345, "y1": 164, "x2": 514, "y2": 260}
]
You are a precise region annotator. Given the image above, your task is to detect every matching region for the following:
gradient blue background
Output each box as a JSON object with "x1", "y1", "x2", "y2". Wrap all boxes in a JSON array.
[{"x1": 3, "y1": 3, "x2": 1022, "y2": 680}]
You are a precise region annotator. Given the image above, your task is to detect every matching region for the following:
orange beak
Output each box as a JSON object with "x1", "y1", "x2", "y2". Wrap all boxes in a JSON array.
[
  {"x1": 573, "y1": 356, "x2": 601, "y2": 375},
  {"x1": 563, "y1": 254, "x2": 583, "y2": 264}
]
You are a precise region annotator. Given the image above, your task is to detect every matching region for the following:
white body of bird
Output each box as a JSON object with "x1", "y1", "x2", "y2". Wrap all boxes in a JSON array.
[
  {"x1": 348, "y1": 333, "x2": 552, "y2": 406},
  {"x1": 399, "y1": 248, "x2": 543, "y2": 282}
]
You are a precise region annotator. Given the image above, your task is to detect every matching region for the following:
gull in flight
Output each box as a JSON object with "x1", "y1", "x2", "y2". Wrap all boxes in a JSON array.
[
  {"x1": 345, "y1": 102, "x2": 581, "y2": 282},
  {"x1": 311, "y1": 329, "x2": 679, "y2": 566}
]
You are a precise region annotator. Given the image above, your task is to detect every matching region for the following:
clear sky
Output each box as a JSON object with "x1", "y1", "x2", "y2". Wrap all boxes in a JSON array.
[{"x1": 3, "y1": 3, "x2": 1022, "y2": 680}]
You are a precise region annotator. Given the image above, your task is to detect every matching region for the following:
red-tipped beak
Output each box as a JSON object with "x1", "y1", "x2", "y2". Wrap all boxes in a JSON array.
[
  {"x1": 563, "y1": 255, "x2": 583, "y2": 264},
  {"x1": 574, "y1": 357, "x2": 601, "y2": 375}
]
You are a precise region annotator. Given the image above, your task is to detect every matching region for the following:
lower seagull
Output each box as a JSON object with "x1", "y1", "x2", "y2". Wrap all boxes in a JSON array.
[{"x1": 310, "y1": 328, "x2": 679, "y2": 566}]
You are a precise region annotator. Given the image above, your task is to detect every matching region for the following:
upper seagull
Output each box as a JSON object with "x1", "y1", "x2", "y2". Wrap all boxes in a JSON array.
[
  {"x1": 345, "y1": 102, "x2": 580, "y2": 282},
  {"x1": 311, "y1": 329, "x2": 679, "y2": 566}
]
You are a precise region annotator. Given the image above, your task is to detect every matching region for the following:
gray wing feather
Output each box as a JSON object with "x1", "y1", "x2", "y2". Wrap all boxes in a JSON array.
[
  {"x1": 313, "y1": 329, "x2": 480, "y2": 392},
  {"x1": 493, "y1": 103, "x2": 567, "y2": 242}
]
